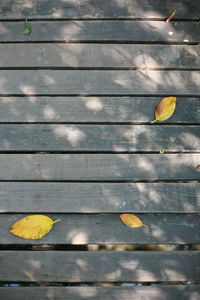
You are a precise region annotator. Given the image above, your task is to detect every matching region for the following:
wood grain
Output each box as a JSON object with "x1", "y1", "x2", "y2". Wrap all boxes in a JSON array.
[
  {"x1": 0, "y1": 21, "x2": 199, "y2": 43},
  {"x1": 1, "y1": 44, "x2": 200, "y2": 68},
  {"x1": 0, "y1": 0, "x2": 199, "y2": 19},
  {"x1": 1, "y1": 70, "x2": 200, "y2": 95},
  {"x1": 0, "y1": 97, "x2": 199, "y2": 123},
  {"x1": 0, "y1": 182, "x2": 199, "y2": 213},
  {"x1": 0, "y1": 286, "x2": 200, "y2": 300},
  {"x1": 0, "y1": 251, "x2": 199, "y2": 282},
  {"x1": 2, "y1": 214, "x2": 200, "y2": 244},
  {"x1": 0, "y1": 0, "x2": 199, "y2": 294},
  {"x1": 0, "y1": 154, "x2": 199, "y2": 180},
  {"x1": 0, "y1": 125, "x2": 199, "y2": 152}
]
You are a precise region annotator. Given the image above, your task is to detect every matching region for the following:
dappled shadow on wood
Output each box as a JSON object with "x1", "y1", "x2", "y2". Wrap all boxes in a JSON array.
[
  {"x1": 0, "y1": 285, "x2": 200, "y2": 300},
  {"x1": 0, "y1": 182, "x2": 199, "y2": 213},
  {"x1": 0, "y1": 251, "x2": 199, "y2": 283},
  {"x1": 1, "y1": 0, "x2": 200, "y2": 19},
  {"x1": 0, "y1": 124, "x2": 199, "y2": 152},
  {"x1": 0, "y1": 213, "x2": 200, "y2": 244},
  {"x1": 0, "y1": 1, "x2": 200, "y2": 295},
  {"x1": 0, "y1": 96, "x2": 199, "y2": 124}
]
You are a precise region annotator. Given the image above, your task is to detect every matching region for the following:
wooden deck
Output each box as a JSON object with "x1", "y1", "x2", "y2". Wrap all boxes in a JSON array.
[{"x1": 0, "y1": 1, "x2": 200, "y2": 299}]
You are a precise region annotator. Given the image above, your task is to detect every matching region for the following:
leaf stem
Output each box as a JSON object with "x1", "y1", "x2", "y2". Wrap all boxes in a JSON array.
[
  {"x1": 150, "y1": 119, "x2": 157, "y2": 124},
  {"x1": 52, "y1": 219, "x2": 61, "y2": 224}
]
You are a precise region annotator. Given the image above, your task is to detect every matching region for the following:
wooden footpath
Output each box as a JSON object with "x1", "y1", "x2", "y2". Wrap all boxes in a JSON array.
[{"x1": 0, "y1": 1, "x2": 200, "y2": 299}]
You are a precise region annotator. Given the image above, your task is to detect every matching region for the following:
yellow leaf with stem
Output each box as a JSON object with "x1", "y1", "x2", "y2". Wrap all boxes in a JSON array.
[
  {"x1": 9, "y1": 215, "x2": 61, "y2": 240},
  {"x1": 151, "y1": 97, "x2": 176, "y2": 123},
  {"x1": 120, "y1": 214, "x2": 148, "y2": 228}
]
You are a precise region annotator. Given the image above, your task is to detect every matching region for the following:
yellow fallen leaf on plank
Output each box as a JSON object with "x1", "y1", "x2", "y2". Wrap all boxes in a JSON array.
[
  {"x1": 9, "y1": 215, "x2": 60, "y2": 240},
  {"x1": 120, "y1": 214, "x2": 148, "y2": 228},
  {"x1": 151, "y1": 97, "x2": 176, "y2": 123}
]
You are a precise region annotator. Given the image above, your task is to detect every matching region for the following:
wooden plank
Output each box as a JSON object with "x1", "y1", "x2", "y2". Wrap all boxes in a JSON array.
[
  {"x1": 0, "y1": 154, "x2": 199, "y2": 180},
  {"x1": 1, "y1": 286, "x2": 200, "y2": 300},
  {"x1": 1, "y1": 214, "x2": 200, "y2": 244},
  {"x1": 0, "y1": 182, "x2": 195, "y2": 213},
  {"x1": 1, "y1": 70, "x2": 200, "y2": 95},
  {"x1": 0, "y1": 182, "x2": 199, "y2": 213},
  {"x1": 0, "y1": 97, "x2": 199, "y2": 123},
  {"x1": 0, "y1": 0, "x2": 199, "y2": 19},
  {"x1": 0, "y1": 125, "x2": 199, "y2": 152},
  {"x1": 0, "y1": 251, "x2": 199, "y2": 282},
  {"x1": 1, "y1": 44, "x2": 200, "y2": 68},
  {"x1": 0, "y1": 21, "x2": 199, "y2": 43}
]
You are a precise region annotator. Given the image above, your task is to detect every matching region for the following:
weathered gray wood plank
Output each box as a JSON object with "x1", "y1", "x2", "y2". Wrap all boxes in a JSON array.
[
  {"x1": 1, "y1": 70, "x2": 200, "y2": 95},
  {"x1": 0, "y1": 286, "x2": 200, "y2": 300},
  {"x1": 0, "y1": 182, "x2": 199, "y2": 213},
  {"x1": 0, "y1": 0, "x2": 199, "y2": 19},
  {"x1": 0, "y1": 97, "x2": 199, "y2": 123},
  {"x1": 0, "y1": 21, "x2": 199, "y2": 43},
  {"x1": 2, "y1": 214, "x2": 200, "y2": 244},
  {"x1": 0, "y1": 154, "x2": 199, "y2": 180},
  {"x1": 0, "y1": 125, "x2": 199, "y2": 152},
  {"x1": 0, "y1": 251, "x2": 199, "y2": 282},
  {"x1": 1, "y1": 44, "x2": 200, "y2": 68}
]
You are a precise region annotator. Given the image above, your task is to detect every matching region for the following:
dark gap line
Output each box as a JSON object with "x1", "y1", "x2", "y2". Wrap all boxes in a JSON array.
[
  {"x1": 1, "y1": 67, "x2": 200, "y2": 71},
  {"x1": 0, "y1": 41, "x2": 199, "y2": 46},
  {"x1": 0, "y1": 122, "x2": 199, "y2": 126},
  {"x1": 0, "y1": 41, "x2": 198, "y2": 45},
  {"x1": 1, "y1": 42, "x2": 199, "y2": 46},
  {"x1": 0, "y1": 151, "x2": 199, "y2": 154},
  {"x1": 0, "y1": 180, "x2": 198, "y2": 183},
  {"x1": 0, "y1": 18, "x2": 199, "y2": 22},
  {"x1": 0, "y1": 245, "x2": 88, "y2": 251},
  {"x1": 1, "y1": 281, "x2": 200, "y2": 287},
  {"x1": 1, "y1": 94, "x2": 200, "y2": 98},
  {"x1": 0, "y1": 244, "x2": 199, "y2": 251}
]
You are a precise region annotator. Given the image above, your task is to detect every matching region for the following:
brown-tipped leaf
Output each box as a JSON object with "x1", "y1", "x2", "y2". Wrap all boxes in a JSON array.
[{"x1": 151, "y1": 97, "x2": 176, "y2": 123}]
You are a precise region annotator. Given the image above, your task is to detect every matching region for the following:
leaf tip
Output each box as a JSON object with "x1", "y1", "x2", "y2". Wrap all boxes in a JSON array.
[{"x1": 150, "y1": 119, "x2": 157, "y2": 124}]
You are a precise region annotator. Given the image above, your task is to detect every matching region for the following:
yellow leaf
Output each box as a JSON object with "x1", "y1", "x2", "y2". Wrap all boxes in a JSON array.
[
  {"x1": 9, "y1": 215, "x2": 61, "y2": 240},
  {"x1": 120, "y1": 214, "x2": 148, "y2": 228},
  {"x1": 151, "y1": 97, "x2": 176, "y2": 123},
  {"x1": 159, "y1": 149, "x2": 165, "y2": 154}
]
